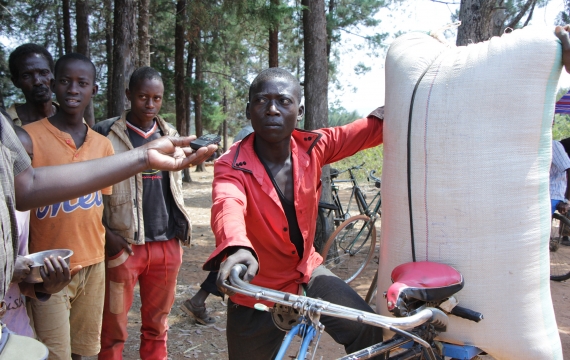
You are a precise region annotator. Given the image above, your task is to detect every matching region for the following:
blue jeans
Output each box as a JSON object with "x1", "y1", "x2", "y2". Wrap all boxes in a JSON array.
[{"x1": 552, "y1": 199, "x2": 563, "y2": 215}]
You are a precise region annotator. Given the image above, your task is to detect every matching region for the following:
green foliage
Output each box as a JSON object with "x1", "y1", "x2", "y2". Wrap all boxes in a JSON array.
[
  {"x1": 553, "y1": 88, "x2": 570, "y2": 141},
  {"x1": 555, "y1": 0, "x2": 570, "y2": 26},
  {"x1": 331, "y1": 145, "x2": 383, "y2": 182}
]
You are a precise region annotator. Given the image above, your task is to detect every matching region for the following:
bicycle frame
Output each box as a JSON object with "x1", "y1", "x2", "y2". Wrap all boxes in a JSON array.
[{"x1": 223, "y1": 264, "x2": 448, "y2": 360}]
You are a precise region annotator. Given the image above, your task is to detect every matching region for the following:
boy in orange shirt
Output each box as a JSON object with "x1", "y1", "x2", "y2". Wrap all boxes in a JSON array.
[{"x1": 24, "y1": 53, "x2": 114, "y2": 360}]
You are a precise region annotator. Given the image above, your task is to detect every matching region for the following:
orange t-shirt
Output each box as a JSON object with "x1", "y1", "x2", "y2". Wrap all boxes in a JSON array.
[{"x1": 24, "y1": 118, "x2": 114, "y2": 267}]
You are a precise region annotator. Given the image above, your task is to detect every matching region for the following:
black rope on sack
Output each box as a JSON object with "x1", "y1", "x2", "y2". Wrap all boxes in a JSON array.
[{"x1": 407, "y1": 58, "x2": 438, "y2": 263}]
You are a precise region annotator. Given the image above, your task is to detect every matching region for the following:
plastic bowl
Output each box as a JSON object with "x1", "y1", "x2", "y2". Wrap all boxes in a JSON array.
[{"x1": 23, "y1": 249, "x2": 74, "y2": 283}]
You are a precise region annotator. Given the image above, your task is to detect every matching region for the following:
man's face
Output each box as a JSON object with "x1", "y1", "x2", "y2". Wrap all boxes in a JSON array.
[
  {"x1": 126, "y1": 78, "x2": 164, "y2": 124},
  {"x1": 51, "y1": 60, "x2": 97, "y2": 116},
  {"x1": 12, "y1": 54, "x2": 54, "y2": 104},
  {"x1": 246, "y1": 77, "x2": 304, "y2": 144}
]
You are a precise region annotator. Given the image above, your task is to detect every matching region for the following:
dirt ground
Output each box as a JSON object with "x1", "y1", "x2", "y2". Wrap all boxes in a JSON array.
[{"x1": 96, "y1": 166, "x2": 570, "y2": 360}]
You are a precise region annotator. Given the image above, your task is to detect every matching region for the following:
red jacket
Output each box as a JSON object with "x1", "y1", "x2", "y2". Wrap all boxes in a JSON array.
[{"x1": 204, "y1": 116, "x2": 384, "y2": 307}]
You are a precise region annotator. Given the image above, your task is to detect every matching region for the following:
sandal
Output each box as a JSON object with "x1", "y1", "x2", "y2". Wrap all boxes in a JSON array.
[{"x1": 180, "y1": 299, "x2": 216, "y2": 325}]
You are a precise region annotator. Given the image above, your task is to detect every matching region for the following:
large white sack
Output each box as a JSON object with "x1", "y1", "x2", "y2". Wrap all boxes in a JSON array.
[{"x1": 378, "y1": 26, "x2": 563, "y2": 360}]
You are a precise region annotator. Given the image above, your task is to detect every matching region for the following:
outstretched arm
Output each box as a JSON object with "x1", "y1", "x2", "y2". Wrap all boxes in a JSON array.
[
  {"x1": 556, "y1": 25, "x2": 570, "y2": 74},
  {"x1": 15, "y1": 135, "x2": 217, "y2": 210}
]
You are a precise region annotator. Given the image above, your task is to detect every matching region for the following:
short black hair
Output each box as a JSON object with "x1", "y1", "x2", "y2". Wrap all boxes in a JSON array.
[
  {"x1": 249, "y1": 68, "x2": 302, "y2": 102},
  {"x1": 54, "y1": 53, "x2": 96, "y2": 80},
  {"x1": 129, "y1": 66, "x2": 163, "y2": 90},
  {"x1": 9, "y1": 43, "x2": 54, "y2": 80}
]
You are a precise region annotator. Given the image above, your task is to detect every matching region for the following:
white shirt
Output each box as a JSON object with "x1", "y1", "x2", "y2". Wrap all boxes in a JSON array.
[{"x1": 550, "y1": 140, "x2": 570, "y2": 200}]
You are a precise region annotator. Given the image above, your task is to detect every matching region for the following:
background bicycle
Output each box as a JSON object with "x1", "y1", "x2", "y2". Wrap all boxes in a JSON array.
[
  {"x1": 320, "y1": 169, "x2": 382, "y2": 284},
  {"x1": 550, "y1": 211, "x2": 570, "y2": 281}
]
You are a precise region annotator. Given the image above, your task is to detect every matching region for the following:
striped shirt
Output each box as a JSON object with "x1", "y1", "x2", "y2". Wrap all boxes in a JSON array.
[
  {"x1": 0, "y1": 112, "x2": 32, "y2": 302},
  {"x1": 550, "y1": 140, "x2": 570, "y2": 200}
]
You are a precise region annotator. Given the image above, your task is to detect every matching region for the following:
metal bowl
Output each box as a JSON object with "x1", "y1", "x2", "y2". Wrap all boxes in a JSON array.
[{"x1": 23, "y1": 249, "x2": 74, "y2": 283}]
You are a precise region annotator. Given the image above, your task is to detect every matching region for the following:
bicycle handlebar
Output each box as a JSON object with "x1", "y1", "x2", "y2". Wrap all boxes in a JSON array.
[
  {"x1": 222, "y1": 264, "x2": 448, "y2": 332},
  {"x1": 333, "y1": 162, "x2": 366, "y2": 176}
]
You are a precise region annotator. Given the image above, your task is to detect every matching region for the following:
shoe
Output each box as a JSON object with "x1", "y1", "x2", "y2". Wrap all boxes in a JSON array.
[
  {"x1": 561, "y1": 236, "x2": 570, "y2": 246},
  {"x1": 180, "y1": 299, "x2": 216, "y2": 325}
]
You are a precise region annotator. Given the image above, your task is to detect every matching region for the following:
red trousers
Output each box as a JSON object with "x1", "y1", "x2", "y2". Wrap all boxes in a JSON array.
[{"x1": 99, "y1": 239, "x2": 183, "y2": 360}]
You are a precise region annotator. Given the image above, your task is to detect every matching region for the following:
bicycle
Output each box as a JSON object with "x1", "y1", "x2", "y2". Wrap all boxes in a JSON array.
[
  {"x1": 330, "y1": 163, "x2": 369, "y2": 225},
  {"x1": 222, "y1": 262, "x2": 484, "y2": 360},
  {"x1": 320, "y1": 170, "x2": 382, "y2": 283},
  {"x1": 550, "y1": 211, "x2": 570, "y2": 281}
]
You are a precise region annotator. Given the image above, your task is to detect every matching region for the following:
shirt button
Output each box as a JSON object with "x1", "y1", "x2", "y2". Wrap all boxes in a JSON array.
[
  {"x1": 283, "y1": 227, "x2": 288, "y2": 232},
  {"x1": 65, "y1": 139, "x2": 71, "y2": 144},
  {"x1": 292, "y1": 251, "x2": 296, "y2": 254},
  {"x1": 308, "y1": 137, "x2": 312, "y2": 140},
  {"x1": 243, "y1": 161, "x2": 246, "y2": 165},
  {"x1": 74, "y1": 154, "x2": 78, "y2": 158}
]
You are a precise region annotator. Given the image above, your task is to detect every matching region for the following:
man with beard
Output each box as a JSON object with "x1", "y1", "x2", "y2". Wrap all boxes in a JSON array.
[{"x1": 8, "y1": 43, "x2": 58, "y2": 126}]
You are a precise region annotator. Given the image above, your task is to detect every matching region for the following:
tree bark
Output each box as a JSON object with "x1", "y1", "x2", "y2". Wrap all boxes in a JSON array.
[
  {"x1": 138, "y1": 0, "x2": 151, "y2": 67},
  {"x1": 456, "y1": 0, "x2": 506, "y2": 46},
  {"x1": 183, "y1": 41, "x2": 195, "y2": 182},
  {"x1": 302, "y1": 0, "x2": 328, "y2": 131},
  {"x1": 175, "y1": 0, "x2": 187, "y2": 137},
  {"x1": 110, "y1": 0, "x2": 137, "y2": 117},
  {"x1": 326, "y1": 0, "x2": 335, "y2": 61},
  {"x1": 104, "y1": 0, "x2": 114, "y2": 118},
  {"x1": 193, "y1": 32, "x2": 205, "y2": 172},
  {"x1": 302, "y1": 0, "x2": 332, "y2": 240},
  {"x1": 55, "y1": 2, "x2": 64, "y2": 57},
  {"x1": 222, "y1": 89, "x2": 228, "y2": 153},
  {"x1": 76, "y1": 0, "x2": 95, "y2": 127},
  {"x1": 62, "y1": 0, "x2": 72, "y2": 54},
  {"x1": 268, "y1": 0, "x2": 279, "y2": 68}
]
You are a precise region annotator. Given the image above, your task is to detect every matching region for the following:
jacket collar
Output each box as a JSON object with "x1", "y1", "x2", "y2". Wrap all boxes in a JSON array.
[
  {"x1": 110, "y1": 110, "x2": 175, "y2": 149},
  {"x1": 230, "y1": 128, "x2": 322, "y2": 185}
]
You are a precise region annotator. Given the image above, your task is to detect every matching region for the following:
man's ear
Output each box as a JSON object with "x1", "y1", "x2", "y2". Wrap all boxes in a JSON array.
[
  {"x1": 246, "y1": 103, "x2": 251, "y2": 120},
  {"x1": 297, "y1": 104, "x2": 305, "y2": 121},
  {"x1": 92, "y1": 84, "x2": 99, "y2": 97}
]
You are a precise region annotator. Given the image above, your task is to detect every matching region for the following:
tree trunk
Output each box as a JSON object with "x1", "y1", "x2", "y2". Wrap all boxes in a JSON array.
[
  {"x1": 175, "y1": 0, "x2": 187, "y2": 137},
  {"x1": 76, "y1": 0, "x2": 95, "y2": 127},
  {"x1": 138, "y1": 0, "x2": 151, "y2": 66},
  {"x1": 55, "y1": 3, "x2": 64, "y2": 57},
  {"x1": 222, "y1": 89, "x2": 228, "y2": 153},
  {"x1": 326, "y1": 0, "x2": 335, "y2": 61},
  {"x1": 104, "y1": 0, "x2": 114, "y2": 118},
  {"x1": 302, "y1": 0, "x2": 328, "y2": 131},
  {"x1": 268, "y1": 0, "x2": 279, "y2": 68},
  {"x1": 110, "y1": 0, "x2": 137, "y2": 117},
  {"x1": 183, "y1": 42, "x2": 195, "y2": 183},
  {"x1": 456, "y1": 0, "x2": 506, "y2": 46},
  {"x1": 302, "y1": 0, "x2": 332, "y2": 240},
  {"x1": 62, "y1": 0, "x2": 72, "y2": 54},
  {"x1": 193, "y1": 33, "x2": 205, "y2": 173}
]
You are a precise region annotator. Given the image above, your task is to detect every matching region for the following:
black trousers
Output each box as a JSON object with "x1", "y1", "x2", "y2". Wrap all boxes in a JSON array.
[
  {"x1": 226, "y1": 266, "x2": 384, "y2": 359},
  {"x1": 200, "y1": 271, "x2": 222, "y2": 297}
]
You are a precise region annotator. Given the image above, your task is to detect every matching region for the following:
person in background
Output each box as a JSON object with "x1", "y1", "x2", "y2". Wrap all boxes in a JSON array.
[
  {"x1": 8, "y1": 44, "x2": 58, "y2": 126},
  {"x1": 93, "y1": 66, "x2": 197, "y2": 358},
  {"x1": 2, "y1": 126, "x2": 79, "y2": 338}
]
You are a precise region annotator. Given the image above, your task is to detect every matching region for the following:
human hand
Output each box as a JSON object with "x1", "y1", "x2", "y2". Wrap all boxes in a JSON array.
[
  {"x1": 12, "y1": 256, "x2": 33, "y2": 283},
  {"x1": 39, "y1": 256, "x2": 82, "y2": 294},
  {"x1": 105, "y1": 229, "x2": 133, "y2": 257},
  {"x1": 216, "y1": 248, "x2": 258, "y2": 297},
  {"x1": 556, "y1": 25, "x2": 570, "y2": 74},
  {"x1": 143, "y1": 136, "x2": 217, "y2": 172}
]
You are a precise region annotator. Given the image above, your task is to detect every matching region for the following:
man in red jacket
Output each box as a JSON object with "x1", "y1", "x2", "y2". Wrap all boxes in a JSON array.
[{"x1": 204, "y1": 68, "x2": 385, "y2": 359}]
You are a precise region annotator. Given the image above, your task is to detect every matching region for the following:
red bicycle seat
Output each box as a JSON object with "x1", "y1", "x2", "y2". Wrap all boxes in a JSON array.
[{"x1": 386, "y1": 261, "x2": 464, "y2": 314}]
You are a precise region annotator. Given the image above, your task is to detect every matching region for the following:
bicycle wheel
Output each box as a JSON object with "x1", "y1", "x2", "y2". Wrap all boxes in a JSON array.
[
  {"x1": 320, "y1": 215, "x2": 377, "y2": 283},
  {"x1": 550, "y1": 213, "x2": 570, "y2": 281},
  {"x1": 314, "y1": 209, "x2": 327, "y2": 254}
]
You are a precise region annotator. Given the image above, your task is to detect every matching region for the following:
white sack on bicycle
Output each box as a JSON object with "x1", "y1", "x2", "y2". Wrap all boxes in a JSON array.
[{"x1": 378, "y1": 26, "x2": 563, "y2": 360}]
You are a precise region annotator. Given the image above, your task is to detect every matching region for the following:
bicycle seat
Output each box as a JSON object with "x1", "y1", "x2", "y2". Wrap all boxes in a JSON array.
[{"x1": 386, "y1": 261, "x2": 464, "y2": 316}]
